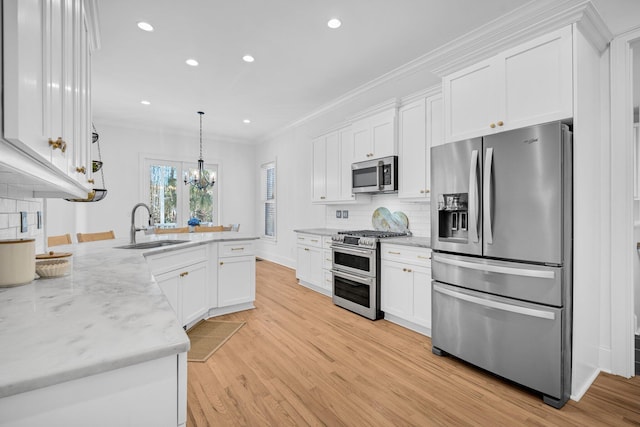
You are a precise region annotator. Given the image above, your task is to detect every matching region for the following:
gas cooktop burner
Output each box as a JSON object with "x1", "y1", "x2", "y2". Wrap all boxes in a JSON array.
[
  {"x1": 332, "y1": 229, "x2": 409, "y2": 249},
  {"x1": 337, "y1": 230, "x2": 408, "y2": 238}
]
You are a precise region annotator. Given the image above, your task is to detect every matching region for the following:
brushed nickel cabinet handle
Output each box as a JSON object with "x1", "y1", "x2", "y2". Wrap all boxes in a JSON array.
[
  {"x1": 231, "y1": 247, "x2": 244, "y2": 251},
  {"x1": 497, "y1": 120, "x2": 504, "y2": 126},
  {"x1": 179, "y1": 271, "x2": 189, "y2": 277},
  {"x1": 489, "y1": 123, "x2": 496, "y2": 129},
  {"x1": 388, "y1": 251, "x2": 401, "y2": 255}
]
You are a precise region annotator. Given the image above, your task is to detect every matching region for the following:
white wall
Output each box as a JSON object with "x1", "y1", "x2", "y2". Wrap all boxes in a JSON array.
[
  {"x1": 47, "y1": 123, "x2": 256, "y2": 241},
  {"x1": 254, "y1": 68, "x2": 439, "y2": 267}
]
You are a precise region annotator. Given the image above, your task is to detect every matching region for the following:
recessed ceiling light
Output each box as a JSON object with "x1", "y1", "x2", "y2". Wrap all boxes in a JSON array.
[
  {"x1": 243, "y1": 119, "x2": 251, "y2": 124},
  {"x1": 242, "y1": 55, "x2": 255, "y2": 63},
  {"x1": 141, "y1": 100, "x2": 151, "y2": 105},
  {"x1": 327, "y1": 18, "x2": 342, "y2": 29},
  {"x1": 185, "y1": 59, "x2": 199, "y2": 67},
  {"x1": 137, "y1": 21, "x2": 154, "y2": 32}
]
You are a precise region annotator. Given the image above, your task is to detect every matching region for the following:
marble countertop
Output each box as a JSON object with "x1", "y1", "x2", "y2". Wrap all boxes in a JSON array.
[
  {"x1": 0, "y1": 232, "x2": 258, "y2": 399},
  {"x1": 382, "y1": 236, "x2": 431, "y2": 248}
]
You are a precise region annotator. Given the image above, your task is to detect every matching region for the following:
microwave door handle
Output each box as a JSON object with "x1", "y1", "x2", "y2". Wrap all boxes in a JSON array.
[
  {"x1": 469, "y1": 149, "x2": 479, "y2": 243},
  {"x1": 378, "y1": 161, "x2": 383, "y2": 190},
  {"x1": 483, "y1": 147, "x2": 494, "y2": 245}
]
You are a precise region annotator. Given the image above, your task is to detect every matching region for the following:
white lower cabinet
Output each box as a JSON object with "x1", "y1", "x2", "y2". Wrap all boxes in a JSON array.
[
  {"x1": 380, "y1": 244, "x2": 432, "y2": 336},
  {"x1": 148, "y1": 240, "x2": 256, "y2": 327},
  {"x1": 0, "y1": 353, "x2": 187, "y2": 427},
  {"x1": 218, "y1": 241, "x2": 256, "y2": 307},
  {"x1": 296, "y1": 233, "x2": 332, "y2": 296},
  {"x1": 150, "y1": 247, "x2": 209, "y2": 329}
]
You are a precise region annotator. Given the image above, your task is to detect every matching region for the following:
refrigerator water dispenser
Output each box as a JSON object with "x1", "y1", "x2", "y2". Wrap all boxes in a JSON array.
[{"x1": 437, "y1": 193, "x2": 468, "y2": 242}]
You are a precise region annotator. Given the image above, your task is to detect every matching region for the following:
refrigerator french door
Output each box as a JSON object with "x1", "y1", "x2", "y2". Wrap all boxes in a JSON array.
[{"x1": 430, "y1": 121, "x2": 572, "y2": 408}]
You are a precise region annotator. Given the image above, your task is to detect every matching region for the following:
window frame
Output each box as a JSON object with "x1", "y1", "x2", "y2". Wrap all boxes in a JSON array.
[
  {"x1": 142, "y1": 156, "x2": 220, "y2": 228},
  {"x1": 261, "y1": 160, "x2": 276, "y2": 240}
]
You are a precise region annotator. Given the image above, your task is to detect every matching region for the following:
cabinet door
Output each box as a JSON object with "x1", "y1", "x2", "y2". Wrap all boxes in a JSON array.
[
  {"x1": 339, "y1": 126, "x2": 356, "y2": 201},
  {"x1": 370, "y1": 109, "x2": 396, "y2": 159},
  {"x1": 312, "y1": 137, "x2": 327, "y2": 202},
  {"x1": 324, "y1": 131, "x2": 341, "y2": 201},
  {"x1": 3, "y1": 0, "x2": 48, "y2": 160},
  {"x1": 296, "y1": 245, "x2": 311, "y2": 282},
  {"x1": 218, "y1": 256, "x2": 256, "y2": 307},
  {"x1": 500, "y1": 26, "x2": 573, "y2": 131},
  {"x1": 427, "y1": 94, "x2": 444, "y2": 148},
  {"x1": 380, "y1": 260, "x2": 413, "y2": 317},
  {"x1": 181, "y1": 262, "x2": 208, "y2": 326},
  {"x1": 398, "y1": 99, "x2": 427, "y2": 199},
  {"x1": 443, "y1": 57, "x2": 498, "y2": 142},
  {"x1": 155, "y1": 271, "x2": 180, "y2": 319},
  {"x1": 44, "y1": 0, "x2": 68, "y2": 172},
  {"x1": 352, "y1": 118, "x2": 371, "y2": 162},
  {"x1": 412, "y1": 266, "x2": 432, "y2": 329}
]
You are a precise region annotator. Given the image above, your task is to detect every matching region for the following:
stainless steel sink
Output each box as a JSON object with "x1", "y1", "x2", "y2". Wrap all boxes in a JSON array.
[{"x1": 114, "y1": 239, "x2": 190, "y2": 249}]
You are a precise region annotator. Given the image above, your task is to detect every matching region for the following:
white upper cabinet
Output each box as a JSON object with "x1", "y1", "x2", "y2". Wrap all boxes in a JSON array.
[
  {"x1": 2, "y1": 0, "x2": 96, "y2": 197},
  {"x1": 443, "y1": 26, "x2": 573, "y2": 142},
  {"x1": 311, "y1": 126, "x2": 361, "y2": 204},
  {"x1": 398, "y1": 91, "x2": 442, "y2": 200},
  {"x1": 351, "y1": 107, "x2": 397, "y2": 162}
]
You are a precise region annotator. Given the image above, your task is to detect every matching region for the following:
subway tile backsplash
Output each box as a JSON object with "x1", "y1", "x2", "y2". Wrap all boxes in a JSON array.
[
  {"x1": 0, "y1": 187, "x2": 44, "y2": 248},
  {"x1": 324, "y1": 194, "x2": 431, "y2": 237}
]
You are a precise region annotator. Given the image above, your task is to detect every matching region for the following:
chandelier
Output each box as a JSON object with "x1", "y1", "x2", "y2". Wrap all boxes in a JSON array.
[{"x1": 184, "y1": 111, "x2": 215, "y2": 191}]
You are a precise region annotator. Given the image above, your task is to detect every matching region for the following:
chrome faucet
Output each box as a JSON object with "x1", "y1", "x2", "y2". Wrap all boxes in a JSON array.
[{"x1": 130, "y1": 202, "x2": 152, "y2": 244}]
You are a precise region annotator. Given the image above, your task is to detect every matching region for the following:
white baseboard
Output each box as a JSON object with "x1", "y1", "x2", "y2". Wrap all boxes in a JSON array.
[
  {"x1": 256, "y1": 251, "x2": 295, "y2": 269},
  {"x1": 297, "y1": 280, "x2": 332, "y2": 297},
  {"x1": 570, "y1": 368, "x2": 600, "y2": 402},
  {"x1": 383, "y1": 313, "x2": 431, "y2": 337}
]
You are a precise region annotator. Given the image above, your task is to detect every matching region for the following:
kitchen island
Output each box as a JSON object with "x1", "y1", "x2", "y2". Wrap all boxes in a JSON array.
[{"x1": 0, "y1": 232, "x2": 258, "y2": 426}]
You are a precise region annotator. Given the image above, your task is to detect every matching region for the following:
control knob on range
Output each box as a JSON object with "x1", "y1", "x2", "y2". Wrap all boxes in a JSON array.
[
  {"x1": 358, "y1": 237, "x2": 377, "y2": 249},
  {"x1": 331, "y1": 234, "x2": 344, "y2": 244}
]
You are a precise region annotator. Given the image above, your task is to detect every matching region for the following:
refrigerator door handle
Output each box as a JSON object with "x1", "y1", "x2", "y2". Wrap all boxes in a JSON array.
[
  {"x1": 433, "y1": 283, "x2": 556, "y2": 320},
  {"x1": 469, "y1": 149, "x2": 479, "y2": 243},
  {"x1": 483, "y1": 147, "x2": 494, "y2": 245},
  {"x1": 432, "y1": 253, "x2": 555, "y2": 279}
]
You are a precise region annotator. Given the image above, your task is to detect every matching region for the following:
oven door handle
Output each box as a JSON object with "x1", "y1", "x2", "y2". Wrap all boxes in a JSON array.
[
  {"x1": 331, "y1": 269, "x2": 374, "y2": 285},
  {"x1": 331, "y1": 245, "x2": 374, "y2": 256}
]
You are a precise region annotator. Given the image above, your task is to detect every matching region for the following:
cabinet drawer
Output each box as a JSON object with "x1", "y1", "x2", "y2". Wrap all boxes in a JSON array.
[
  {"x1": 323, "y1": 270, "x2": 333, "y2": 291},
  {"x1": 219, "y1": 240, "x2": 255, "y2": 258},
  {"x1": 322, "y1": 236, "x2": 333, "y2": 248},
  {"x1": 296, "y1": 233, "x2": 323, "y2": 248},
  {"x1": 380, "y1": 244, "x2": 431, "y2": 267},
  {"x1": 146, "y1": 245, "x2": 208, "y2": 275}
]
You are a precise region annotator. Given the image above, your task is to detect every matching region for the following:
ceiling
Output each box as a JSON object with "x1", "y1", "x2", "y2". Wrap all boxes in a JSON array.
[{"x1": 92, "y1": 0, "x2": 640, "y2": 143}]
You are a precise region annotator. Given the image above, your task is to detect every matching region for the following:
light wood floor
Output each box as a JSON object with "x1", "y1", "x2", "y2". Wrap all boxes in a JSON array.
[{"x1": 187, "y1": 260, "x2": 640, "y2": 426}]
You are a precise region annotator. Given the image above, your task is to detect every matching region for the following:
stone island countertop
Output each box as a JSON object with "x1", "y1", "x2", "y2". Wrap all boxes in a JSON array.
[{"x1": 0, "y1": 232, "x2": 258, "y2": 399}]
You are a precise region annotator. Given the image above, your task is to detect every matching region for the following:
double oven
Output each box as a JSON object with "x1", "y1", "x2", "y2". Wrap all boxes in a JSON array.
[{"x1": 331, "y1": 230, "x2": 407, "y2": 320}]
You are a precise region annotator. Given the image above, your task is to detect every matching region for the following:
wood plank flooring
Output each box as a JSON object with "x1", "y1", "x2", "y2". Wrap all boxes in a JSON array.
[{"x1": 187, "y1": 260, "x2": 640, "y2": 426}]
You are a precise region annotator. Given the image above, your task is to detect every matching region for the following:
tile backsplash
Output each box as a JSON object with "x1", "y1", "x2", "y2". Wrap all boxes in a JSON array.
[
  {"x1": 324, "y1": 194, "x2": 431, "y2": 237},
  {"x1": 0, "y1": 188, "x2": 44, "y2": 249}
]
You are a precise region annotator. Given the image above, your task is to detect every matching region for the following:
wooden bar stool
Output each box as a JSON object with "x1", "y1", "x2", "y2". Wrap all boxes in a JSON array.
[
  {"x1": 47, "y1": 233, "x2": 72, "y2": 247},
  {"x1": 77, "y1": 230, "x2": 115, "y2": 242}
]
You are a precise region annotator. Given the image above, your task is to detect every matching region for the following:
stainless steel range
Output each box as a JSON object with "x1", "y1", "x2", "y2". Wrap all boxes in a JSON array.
[{"x1": 331, "y1": 230, "x2": 408, "y2": 320}]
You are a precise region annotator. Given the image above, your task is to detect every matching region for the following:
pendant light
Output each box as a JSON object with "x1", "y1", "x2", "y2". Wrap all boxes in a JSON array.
[{"x1": 184, "y1": 111, "x2": 215, "y2": 191}]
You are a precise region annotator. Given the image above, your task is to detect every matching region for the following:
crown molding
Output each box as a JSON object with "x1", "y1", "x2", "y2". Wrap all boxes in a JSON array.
[
  {"x1": 399, "y1": 85, "x2": 442, "y2": 106},
  {"x1": 84, "y1": 0, "x2": 102, "y2": 51},
  {"x1": 263, "y1": 0, "x2": 612, "y2": 143},
  {"x1": 430, "y1": 0, "x2": 612, "y2": 77},
  {"x1": 346, "y1": 98, "x2": 399, "y2": 122}
]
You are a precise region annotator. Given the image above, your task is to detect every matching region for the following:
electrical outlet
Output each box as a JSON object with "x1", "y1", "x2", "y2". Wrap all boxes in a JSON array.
[
  {"x1": 336, "y1": 210, "x2": 342, "y2": 218},
  {"x1": 342, "y1": 210, "x2": 349, "y2": 219},
  {"x1": 20, "y1": 212, "x2": 28, "y2": 233}
]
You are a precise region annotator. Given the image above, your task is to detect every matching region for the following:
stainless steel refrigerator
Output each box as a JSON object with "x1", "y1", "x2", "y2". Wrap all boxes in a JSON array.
[{"x1": 430, "y1": 121, "x2": 572, "y2": 408}]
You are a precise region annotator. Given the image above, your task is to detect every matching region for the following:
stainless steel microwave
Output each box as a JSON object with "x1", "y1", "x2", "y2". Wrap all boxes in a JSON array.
[{"x1": 351, "y1": 156, "x2": 398, "y2": 194}]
